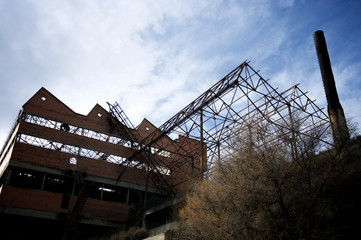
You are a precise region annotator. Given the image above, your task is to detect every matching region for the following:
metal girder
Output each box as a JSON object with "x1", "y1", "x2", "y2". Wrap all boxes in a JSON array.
[{"x1": 115, "y1": 60, "x2": 331, "y2": 191}]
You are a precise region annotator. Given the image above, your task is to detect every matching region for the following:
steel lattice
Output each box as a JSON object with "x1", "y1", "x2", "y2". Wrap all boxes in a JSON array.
[{"x1": 121, "y1": 61, "x2": 331, "y2": 188}]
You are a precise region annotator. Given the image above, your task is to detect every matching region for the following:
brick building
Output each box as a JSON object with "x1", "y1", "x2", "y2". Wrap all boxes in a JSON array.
[{"x1": 0, "y1": 87, "x2": 203, "y2": 239}]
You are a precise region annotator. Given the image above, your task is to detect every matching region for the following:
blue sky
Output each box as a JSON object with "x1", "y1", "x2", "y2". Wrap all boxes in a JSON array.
[{"x1": 1, "y1": 0, "x2": 361, "y2": 146}]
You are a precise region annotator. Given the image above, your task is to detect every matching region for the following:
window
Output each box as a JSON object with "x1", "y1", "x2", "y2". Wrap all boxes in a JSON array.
[
  {"x1": 100, "y1": 184, "x2": 127, "y2": 203},
  {"x1": 43, "y1": 173, "x2": 73, "y2": 194},
  {"x1": 69, "y1": 157, "x2": 77, "y2": 165},
  {"x1": 10, "y1": 168, "x2": 44, "y2": 190}
]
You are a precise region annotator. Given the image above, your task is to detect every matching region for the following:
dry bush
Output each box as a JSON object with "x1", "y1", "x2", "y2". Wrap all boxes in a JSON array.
[
  {"x1": 108, "y1": 227, "x2": 149, "y2": 240},
  {"x1": 175, "y1": 121, "x2": 361, "y2": 240}
]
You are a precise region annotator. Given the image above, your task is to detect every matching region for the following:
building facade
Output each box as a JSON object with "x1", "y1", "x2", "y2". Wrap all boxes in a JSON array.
[{"x1": 0, "y1": 88, "x2": 202, "y2": 239}]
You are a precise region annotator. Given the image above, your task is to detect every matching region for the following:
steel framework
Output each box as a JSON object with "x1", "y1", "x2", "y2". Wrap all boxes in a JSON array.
[
  {"x1": 109, "y1": 61, "x2": 331, "y2": 194},
  {"x1": 11, "y1": 61, "x2": 331, "y2": 199},
  {"x1": 15, "y1": 61, "x2": 331, "y2": 197}
]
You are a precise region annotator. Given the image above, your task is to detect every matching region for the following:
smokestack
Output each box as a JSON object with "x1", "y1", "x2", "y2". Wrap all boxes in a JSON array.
[{"x1": 313, "y1": 30, "x2": 350, "y2": 147}]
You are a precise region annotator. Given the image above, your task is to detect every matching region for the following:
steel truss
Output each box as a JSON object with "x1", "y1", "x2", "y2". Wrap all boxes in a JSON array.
[
  {"x1": 118, "y1": 61, "x2": 330, "y2": 191},
  {"x1": 16, "y1": 61, "x2": 330, "y2": 197}
]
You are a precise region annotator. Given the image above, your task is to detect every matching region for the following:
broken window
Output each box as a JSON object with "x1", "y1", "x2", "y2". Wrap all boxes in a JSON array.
[
  {"x1": 100, "y1": 184, "x2": 128, "y2": 203},
  {"x1": 42, "y1": 173, "x2": 73, "y2": 195},
  {"x1": 9, "y1": 167, "x2": 44, "y2": 190}
]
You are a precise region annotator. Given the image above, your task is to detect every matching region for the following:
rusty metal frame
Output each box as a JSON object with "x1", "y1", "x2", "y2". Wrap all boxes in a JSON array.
[{"x1": 113, "y1": 61, "x2": 330, "y2": 193}]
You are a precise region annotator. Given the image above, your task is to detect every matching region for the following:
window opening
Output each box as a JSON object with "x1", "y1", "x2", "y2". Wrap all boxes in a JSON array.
[
  {"x1": 9, "y1": 168, "x2": 44, "y2": 190},
  {"x1": 21, "y1": 114, "x2": 175, "y2": 160},
  {"x1": 42, "y1": 173, "x2": 73, "y2": 194},
  {"x1": 69, "y1": 157, "x2": 77, "y2": 165},
  {"x1": 60, "y1": 123, "x2": 70, "y2": 132},
  {"x1": 100, "y1": 184, "x2": 127, "y2": 203},
  {"x1": 128, "y1": 189, "x2": 144, "y2": 205},
  {"x1": 86, "y1": 182, "x2": 102, "y2": 200}
]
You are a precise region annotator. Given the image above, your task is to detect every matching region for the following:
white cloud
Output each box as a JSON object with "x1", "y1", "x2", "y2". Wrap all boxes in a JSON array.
[
  {"x1": 1, "y1": 0, "x2": 361, "y2": 147},
  {"x1": 0, "y1": 1, "x2": 223, "y2": 127}
]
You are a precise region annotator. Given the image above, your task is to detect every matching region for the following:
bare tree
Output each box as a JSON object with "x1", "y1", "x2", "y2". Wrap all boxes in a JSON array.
[{"x1": 174, "y1": 119, "x2": 361, "y2": 240}]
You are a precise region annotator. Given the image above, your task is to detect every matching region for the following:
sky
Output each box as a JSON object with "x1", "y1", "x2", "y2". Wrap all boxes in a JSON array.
[{"x1": 1, "y1": 0, "x2": 361, "y2": 147}]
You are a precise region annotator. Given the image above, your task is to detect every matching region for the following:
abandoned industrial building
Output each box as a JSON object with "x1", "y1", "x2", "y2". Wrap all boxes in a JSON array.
[
  {"x1": 0, "y1": 33, "x2": 340, "y2": 238},
  {"x1": 0, "y1": 87, "x2": 204, "y2": 239}
]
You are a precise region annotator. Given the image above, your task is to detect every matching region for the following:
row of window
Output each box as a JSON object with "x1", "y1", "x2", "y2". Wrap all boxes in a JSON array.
[
  {"x1": 2, "y1": 167, "x2": 162, "y2": 205},
  {"x1": 17, "y1": 133, "x2": 172, "y2": 176},
  {"x1": 17, "y1": 133, "x2": 128, "y2": 165},
  {"x1": 22, "y1": 113, "x2": 171, "y2": 158}
]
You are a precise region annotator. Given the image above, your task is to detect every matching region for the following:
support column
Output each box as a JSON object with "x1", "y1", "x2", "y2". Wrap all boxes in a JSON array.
[
  {"x1": 144, "y1": 149, "x2": 150, "y2": 210},
  {"x1": 288, "y1": 104, "x2": 298, "y2": 161},
  {"x1": 217, "y1": 141, "x2": 221, "y2": 166},
  {"x1": 200, "y1": 109, "x2": 205, "y2": 177}
]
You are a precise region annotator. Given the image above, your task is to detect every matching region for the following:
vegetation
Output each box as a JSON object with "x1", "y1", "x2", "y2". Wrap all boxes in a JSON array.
[
  {"x1": 174, "y1": 121, "x2": 361, "y2": 240},
  {"x1": 107, "y1": 227, "x2": 149, "y2": 240},
  {"x1": 87, "y1": 227, "x2": 149, "y2": 240}
]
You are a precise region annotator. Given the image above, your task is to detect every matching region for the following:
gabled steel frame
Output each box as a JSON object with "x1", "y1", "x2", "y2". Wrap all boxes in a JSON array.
[{"x1": 119, "y1": 61, "x2": 330, "y2": 190}]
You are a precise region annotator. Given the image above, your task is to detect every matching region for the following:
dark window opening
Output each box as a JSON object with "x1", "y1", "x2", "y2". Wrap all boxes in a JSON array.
[
  {"x1": 60, "y1": 123, "x2": 70, "y2": 132},
  {"x1": 43, "y1": 173, "x2": 73, "y2": 194},
  {"x1": 87, "y1": 182, "x2": 103, "y2": 200},
  {"x1": 6, "y1": 167, "x2": 165, "y2": 206},
  {"x1": 128, "y1": 189, "x2": 144, "y2": 205},
  {"x1": 101, "y1": 184, "x2": 128, "y2": 203},
  {"x1": 9, "y1": 168, "x2": 44, "y2": 190}
]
